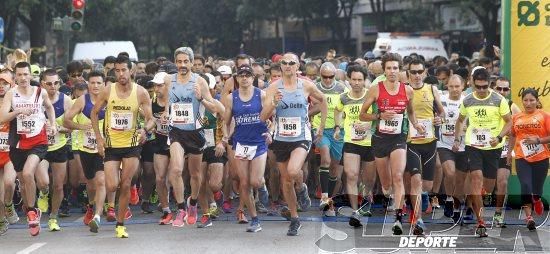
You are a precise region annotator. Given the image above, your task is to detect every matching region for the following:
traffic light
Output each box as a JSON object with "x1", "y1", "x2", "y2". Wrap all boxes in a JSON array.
[{"x1": 70, "y1": 0, "x2": 85, "y2": 31}]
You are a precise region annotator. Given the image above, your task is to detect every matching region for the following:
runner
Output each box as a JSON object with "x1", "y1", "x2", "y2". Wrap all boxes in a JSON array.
[
  {"x1": 91, "y1": 55, "x2": 155, "y2": 238},
  {"x1": 0, "y1": 62, "x2": 57, "y2": 236},
  {"x1": 63, "y1": 71, "x2": 108, "y2": 233},
  {"x1": 261, "y1": 52, "x2": 327, "y2": 236},
  {"x1": 333, "y1": 65, "x2": 375, "y2": 227},
  {"x1": 0, "y1": 72, "x2": 17, "y2": 235},
  {"x1": 359, "y1": 53, "x2": 426, "y2": 235},
  {"x1": 507, "y1": 88, "x2": 550, "y2": 230},
  {"x1": 163, "y1": 47, "x2": 222, "y2": 227},
  {"x1": 222, "y1": 64, "x2": 269, "y2": 232},
  {"x1": 453, "y1": 68, "x2": 512, "y2": 237},
  {"x1": 37, "y1": 69, "x2": 73, "y2": 232}
]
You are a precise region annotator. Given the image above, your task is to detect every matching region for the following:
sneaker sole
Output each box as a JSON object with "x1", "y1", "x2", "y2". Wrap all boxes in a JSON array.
[
  {"x1": 89, "y1": 220, "x2": 99, "y2": 233},
  {"x1": 527, "y1": 221, "x2": 536, "y2": 231},
  {"x1": 246, "y1": 227, "x2": 262, "y2": 232},
  {"x1": 29, "y1": 225, "x2": 40, "y2": 236},
  {"x1": 476, "y1": 227, "x2": 488, "y2": 237},
  {"x1": 287, "y1": 224, "x2": 302, "y2": 236},
  {"x1": 392, "y1": 225, "x2": 403, "y2": 235},
  {"x1": 197, "y1": 223, "x2": 212, "y2": 228},
  {"x1": 172, "y1": 221, "x2": 185, "y2": 227}
]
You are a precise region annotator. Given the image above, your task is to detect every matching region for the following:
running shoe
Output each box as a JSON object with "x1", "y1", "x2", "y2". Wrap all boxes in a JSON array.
[
  {"x1": 208, "y1": 206, "x2": 220, "y2": 219},
  {"x1": 258, "y1": 186, "x2": 269, "y2": 208},
  {"x1": 150, "y1": 191, "x2": 159, "y2": 204},
  {"x1": 280, "y1": 206, "x2": 291, "y2": 221},
  {"x1": 237, "y1": 209, "x2": 248, "y2": 224},
  {"x1": 533, "y1": 198, "x2": 544, "y2": 216},
  {"x1": 431, "y1": 196, "x2": 441, "y2": 209},
  {"x1": 48, "y1": 217, "x2": 60, "y2": 231},
  {"x1": 125, "y1": 207, "x2": 132, "y2": 220},
  {"x1": 287, "y1": 218, "x2": 301, "y2": 236},
  {"x1": 384, "y1": 196, "x2": 395, "y2": 212},
  {"x1": 106, "y1": 207, "x2": 116, "y2": 222},
  {"x1": 37, "y1": 191, "x2": 49, "y2": 213},
  {"x1": 27, "y1": 208, "x2": 41, "y2": 236},
  {"x1": 197, "y1": 214, "x2": 213, "y2": 228},
  {"x1": 443, "y1": 200, "x2": 454, "y2": 218},
  {"x1": 115, "y1": 225, "x2": 128, "y2": 238},
  {"x1": 5, "y1": 203, "x2": 19, "y2": 224},
  {"x1": 130, "y1": 186, "x2": 139, "y2": 205},
  {"x1": 297, "y1": 183, "x2": 311, "y2": 211},
  {"x1": 59, "y1": 199, "x2": 70, "y2": 217},
  {"x1": 493, "y1": 213, "x2": 505, "y2": 228},
  {"x1": 172, "y1": 209, "x2": 186, "y2": 227},
  {"x1": 214, "y1": 191, "x2": 223, "y2": 206},
  {"x1": 413, "y1": 219, "x2": 426, "y2": 236},
  {"x1": 526, "y1": 216, "x2": 536, "y2": 231},
  {"x1": 267, "y1": 202, "x2": 279, "y2": 216},
  {"x1": 358, "y1": 197, "x2": 372, "y2": 217},
  {"x1": 83, "y1": 205, "x2": 94, "y2": 225},
  {"x1": 319, "y1": 196, "x2": 332, "y2": 212},
  {"x1": 246, "y1": 217, "x2": 262, "y2": 233},
  {"x1": 392, "y1": 220, "x2": 403, "y2": 235},
  {"x1": 324, "y1": 204, "x2": 336, "y2": 217},
  {"x1": 476, "y1": 221, "x2": 488, "y2": 237},
  {"x1": 349, "y1": 212, "x2": 362, "y2": 228},
  {"x1": 141, "y1": 201, "x2": 154, "y2": 214},
  {"x1": 89, "y1": 215, "x2": 100, "y2": 233},
  {"x1": 186, "y1": 197, "x2": 198, "y2": 225},
  {"x1": 463, "y1": 207, "x2": 474, "y2": 221},
  {"x1": 222, "y1": 200, "x2": 233, "y2": 213},
  {"x1": 256, "y1": 201, "x2": 268, "y2": 214},
  {"x1": 159, "y1": 211, "x2": 174, "y2": 225},
  {"x1": 0, "y1": 219, "x2": 7, "y2": 236}
]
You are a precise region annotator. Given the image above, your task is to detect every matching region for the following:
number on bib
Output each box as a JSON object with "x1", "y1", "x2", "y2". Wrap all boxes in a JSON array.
[
  {"x1": 351, "y1": 122, "x2": 370, "y2": 141},
  {"x1": 278, "y1": 117, "x2": 301, "y2": 137},
  {"x1": 17, "y1": 115, "x2": 36, "y2": 134},
  {"x1": 204, "y1": 129, "x2": 216, "y2": 147},
  {"x1": 520, "y1": 139, "x2": 544, "y2": 158},
  {"x1": 470, "y1": 128, "x2": 491, "y2": 148},
  {"x1": 378, "y1": 114, "x2": 403, "y2": 134},
  {"x1": 171, "y1": 103, "x2": 194, "y2": 125},
  {"x1": 234, "y1": 142, "x2": 257, "y2": 160},
  {"x1": 111, "y1": 112, "x2": 133, "y2": 131},
  {"x1": 409, "y1": 118, "x2": 434, "y2": 140},
  {"x1": 0, "y1": 132, "x2": 9, "y2": 152},
  {"x1": 83, "y1": 130, "x2": 98, "y2": 150}
]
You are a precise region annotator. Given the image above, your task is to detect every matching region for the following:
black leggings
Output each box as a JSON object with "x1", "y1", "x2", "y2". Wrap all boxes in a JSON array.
[{"x1": 516, "y1": 158, "x2": 549, "y2": 205}]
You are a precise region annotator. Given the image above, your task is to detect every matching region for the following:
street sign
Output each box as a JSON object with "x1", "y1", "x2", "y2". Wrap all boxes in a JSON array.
[{"x1": 0, "y1": 17, "x2": 4, "y2": 43}]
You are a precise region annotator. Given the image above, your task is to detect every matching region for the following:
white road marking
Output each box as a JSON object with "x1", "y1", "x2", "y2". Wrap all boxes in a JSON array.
[{"x1": 16, "y1": 242, "x2": 47, "y2": 254}]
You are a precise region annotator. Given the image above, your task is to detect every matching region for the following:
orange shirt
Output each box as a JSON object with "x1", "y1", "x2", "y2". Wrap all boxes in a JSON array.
[
  {"x1": 511, "y1": 110, "x2": 550, "y2": 162},
  {"x1": 0, "y1": 122, "x2": 11, "y2": 167}
]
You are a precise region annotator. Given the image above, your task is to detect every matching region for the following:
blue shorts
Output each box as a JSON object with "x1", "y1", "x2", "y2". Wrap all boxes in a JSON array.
[
  {"x1": 315, "y1": 128, "x2": 344, "y2": 162},
  {"x1": 232, "y1": 141, "x2": 268, "y2": 160}
]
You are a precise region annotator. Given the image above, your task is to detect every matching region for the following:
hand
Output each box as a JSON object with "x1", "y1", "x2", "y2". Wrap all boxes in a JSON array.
[
  {"x1": 489, "y1": 137, "x2": 500, "y2": 147},
  {"x1": 379, "y1": 111, "x2": 395, "y2": 121},
  {"x1": 272, "y1": 89, "x2": 283, "y2": 106},
  {"x1": 434, "y1": 116, "x2": 442, "y2": 126},
  {"x1": 452, "y1": 140, "x2": 460, "y2": 152},
  {"x1": 333, "y1": 128, "x2": 341, "y2": 140},
  {"x1": 506, "y1": 152, "x2": 513, "y2": 166},
  {"x1": 353, "y1": 122, "x2": 367, "y2": 132},
  {"x1": 80, "y1": 123, "x2": 92, "y2": 130},
  {"x1": 138, "y1": 128, "x2": 147, "y2": 144},
  {"x1": 48, "y1": 123, "x2": 58, "y2": 136},
  {"x1": 263, "y1": 132, "x2": 273, "y2": 145},
  {"x1": 194, "y1": 84, "x2": 202, "y2": 101},
  {"x1": 160, "y1": 111, "x2": 169, "y2": 124},
  {"x1": 413, "y1": 122, "x2": 426, "y2": 135},
  {"x1": 18, "y1": 108, "x2": 33, "y2": 116},
  {"x1": 97, "y1": 136, "x2": 106, "y2": 158},
  {"x1": 523, "y1": 136, "x2": 540, "y2": 145},
  {"x1": 214, "y1": 142, "x2": 225, "y2": 157},
  {"x1": 313, "y1": 128, "x2": 323, "y2": 145},
  {"x1": 265, "y1": 119, "x2": 272, "y2": 130}
]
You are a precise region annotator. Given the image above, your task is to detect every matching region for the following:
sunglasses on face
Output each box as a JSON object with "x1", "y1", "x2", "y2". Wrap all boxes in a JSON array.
[
  {"x1": 475, "y1": 84, "x2": 489, "y2": 90},
  {"x1": 409, "y1": 70, "x2": 424, "y2": 75},
  {"x1": 321, "y1": 75, "x2": 335, "y2": 80},
  {"x1": 44, "y1": 81, "x2": 61, "y2": 86},
  {"x1": 495, "y1": 87, "x2": 510, "y2": 92},
  {"x1": 237, "y1": 73, "x2": 253, "y2": 78},
  {"x1": 280, "y1": 61, "x2": 297, "y2": 66}
]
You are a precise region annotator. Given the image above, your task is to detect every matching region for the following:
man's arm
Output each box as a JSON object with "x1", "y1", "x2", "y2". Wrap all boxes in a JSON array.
[
  {"x1": 42, "y1": 90, "x2": 57, "y2": 133},
  {"x1": 138, "y1": 86, "x2": 155, "y2": 132},
  {"x1": 63, "y1": 95, "x2": 86, "y2": 130},
  {"x1": 0, "y1": 90, "x2": 22, "y2": 123},
  {"x1": 359, "y1": 86, "x2": 378, "y2": 121},
  {"x1": 432, "y1": 85, "x2": 446, "y2": 118},
  {"x1": 59, "y1": 94, "x2": 73, "y2": 133},
  {"x1": 197, "y1": 77, "x2": 223, "y2": 114},
  {"x1": 260, "y1": 85, "x2": 277, "y2": 121},
  {"x1": 91, "y1": 85, "x2": 109, "y2": 141},
  {"x1": 305, "y1": 81, "x2": 327, "y2": 132}
]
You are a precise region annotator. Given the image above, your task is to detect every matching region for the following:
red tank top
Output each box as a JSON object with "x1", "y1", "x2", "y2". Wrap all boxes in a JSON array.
[{"x1": 376, "y1": 81, "x2": 408, "y2": 113}]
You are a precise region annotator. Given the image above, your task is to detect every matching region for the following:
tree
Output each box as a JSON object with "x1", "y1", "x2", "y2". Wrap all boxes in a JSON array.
[{"x1": 459, "y1": 0, "x2": 500, "y2": 47}]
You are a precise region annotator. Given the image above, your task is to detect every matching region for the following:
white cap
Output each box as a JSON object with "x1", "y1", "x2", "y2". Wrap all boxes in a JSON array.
[
  {"x1": 217, "y1": 65, "x2": 232, "y2": 75},
  {"x1": 205, "y1": 73, "x2": 216, "y2": 89},
  {"x1": 151, "y1": 72, "x2": 167, "y2": 84},
  {"x1": 471, "y1": 66, "x2": 485, "y2": 76}
]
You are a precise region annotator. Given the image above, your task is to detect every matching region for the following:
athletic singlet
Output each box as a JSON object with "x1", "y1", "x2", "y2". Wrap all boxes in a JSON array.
[
  {"x1": 408, "y1": 84, "x2": 435, "y2": 144},
  {"x1": 232, "y1": 87, "x2": 268, "y2": 145},
  {"x1": 312, "y1": 81, "x2": 346, "y2": 129},
  {"x1": 77, "y1": 94, "x2": 105, "y2": 153},
  {"x1": 511, "y1": 110, "x2": 550, "y2": 162},
  {"x1": 0, "y1": 122, "x2": 10, "y2": 167},
  {"x1": 273, "y1": 79, "x2": 311, "y2": 142},
  {"x1": 104, "y1": 83, "x2": 140, "y2": 148},
  {"x1": 437, "y1": 94, "x2": 465, "y2": 151},
  {"x1": 10, "y1": 86, "x2": 47, "y2": 149},
  {"x1": 337, "y1": 90, "x2": 372, "y2": 146},
  {"x1": 152, "y1": 96, "x2": 168, "y2": 136},
  {"x1": 168, "y1": 73, "x2": 204, "y2": 131},
  {"x1": 459, "y1": 91, "x2": 509, "y2": 150},
  {"x1": 47, "y1": 93, "x2": 68, "y2": 151},
  {"x1": 373, "y1": 81, "x2": 409, "y2": 137}
]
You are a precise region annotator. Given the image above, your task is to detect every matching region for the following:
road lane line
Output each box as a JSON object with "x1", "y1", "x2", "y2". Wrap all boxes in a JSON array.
[{"x1": 16, "y1": 242, "x2": 47, "y2": 254}]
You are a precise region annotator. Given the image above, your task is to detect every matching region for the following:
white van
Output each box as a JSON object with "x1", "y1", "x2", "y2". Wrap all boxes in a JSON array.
[
  {"x1": 72, "y1": 41, "x2": 138, "y2": 63},
  {"x1": 372, "y1": 33, "x2": 448, "y2": 60}
]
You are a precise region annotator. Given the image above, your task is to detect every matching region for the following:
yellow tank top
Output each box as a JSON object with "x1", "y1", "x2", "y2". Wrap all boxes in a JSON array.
[
  {"x1": 408, "y1": 84, "x2": 436, "y2": 144},
  {"x1": 104, "y1": 83, "x2": 140, "y2": 148}
]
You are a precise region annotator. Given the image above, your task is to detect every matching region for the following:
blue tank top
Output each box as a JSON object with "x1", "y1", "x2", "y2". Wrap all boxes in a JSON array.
[
  {"x1": 232, "y1": 87, "x2": 267, "y2": 145},
  {"x1": 168, "y1": 73, "x2": 204, "y2": 131},
  {"x1": 53, "y1": 93, "x2": 65, "y2": 118},
  {"x1": 83, "y1": 94, "x2": 105, "y2": 120},
  {"x1": 273, "y1": 79, "x2": 311, "y2": 142}
]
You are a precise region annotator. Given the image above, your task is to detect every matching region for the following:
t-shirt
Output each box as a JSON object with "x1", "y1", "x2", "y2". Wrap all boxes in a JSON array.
[{"x1": 511, "y1": 110, "x2": 550, "y2": 162}]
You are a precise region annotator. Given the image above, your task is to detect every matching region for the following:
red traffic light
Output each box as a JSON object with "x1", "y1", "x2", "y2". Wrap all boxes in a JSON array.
[{"x1": 72, "y1": 0, "x2": 85, "y2": 9}]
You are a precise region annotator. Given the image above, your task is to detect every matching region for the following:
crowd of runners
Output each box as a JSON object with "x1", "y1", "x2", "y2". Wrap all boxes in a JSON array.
[{"x1": 0, "y1": 46, "x2": 548, "y2": 239}]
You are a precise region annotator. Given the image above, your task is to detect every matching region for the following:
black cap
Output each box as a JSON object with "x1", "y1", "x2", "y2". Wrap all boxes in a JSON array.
[{"x1": 236, "y1": 64, "x2": 253, "y2": 75}]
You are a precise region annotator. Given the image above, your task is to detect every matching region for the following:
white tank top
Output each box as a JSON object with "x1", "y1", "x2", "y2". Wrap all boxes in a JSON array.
[{"x1": 11, "y1": 86, "x2": 46, "y2": 137}]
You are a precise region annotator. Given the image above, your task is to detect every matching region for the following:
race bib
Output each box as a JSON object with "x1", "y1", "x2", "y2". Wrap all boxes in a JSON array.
[
  {"x1": 111, "y1": 112, "x2": 133, "y2": 131},
  {"x1": 46, "y1": 123, "x2": 59, "y2": 146},
  {"x1": 155, "y1": 118, "x2": 169, "y2": 135},
  {"x1": 351, "y1": 122, "x2": 371, "y2": 141},
  {"x1": 17, "y1": 115, "x2": 36, "y2": 134},
  {"x1": 234, "y1": 142, "x2": 257, "y2": 160},
  {"x1": 442, "y1": 120, "x2": 456, "y2": 136},
  {"x1": 82, "y1": 130, "x2": 98, "y2": 151},
  {"x1": 520, "y1": 139, "x2": 544, "y2": 158},
  {"x1": 409, "y1": 118, "x2": 434, "y2": 140},
  {"x1": 501, "y1": 140, "x2": 509, "y2": 158},
  {"x1": 171, "y1": 103, "x2": 194, "y2": 125},
  {"x1": 278, "y1": 117, "x2": 301, "y2": 137},
  {"x1": 204, "y1": 128, "x2": 216, "y2": 147},
  {"x1": 0, "y1": 132, "x2": 9, "y2": 152},
  {"x1": 470, "y1": 128, "x2": 491, "y2": 148},
  {"x1": 378, "y1": 114, "x2": 403, "y2": 134}
]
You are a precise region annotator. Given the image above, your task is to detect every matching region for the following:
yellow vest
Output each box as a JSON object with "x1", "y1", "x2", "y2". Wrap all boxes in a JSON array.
[
  {"x1": 104, "y1": 83, "x2": 140, "y2": 148},
  {"x1": 408, "y1": 84, "x2": 436, "y2": 144}
]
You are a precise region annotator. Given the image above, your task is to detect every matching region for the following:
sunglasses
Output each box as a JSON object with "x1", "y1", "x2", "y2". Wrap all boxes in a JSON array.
[
  {"x1": 237, "y1": 73, "x2": 253, "y2": 78},
  {"x1": 44, "y1": 81, "x2": 61, "y2": 86},
  {"x1": 321, "y1": 75, "x2": 335, "y2": 80},
  {"x1": 475, "y1": 84, "x2": 489, "y2": 90},
  {"x1": 70, "y1": 72, "x2": 83, "y2": 78},
  {"x1": 409, "y1": 70, "x2": 424, "y2": 75},
  {"x1": 495, "y1": 87, "x2": 510, "y2": 92},
  {"x1": 281, "y1": 61, "x2": 297, "y2": 66}
]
